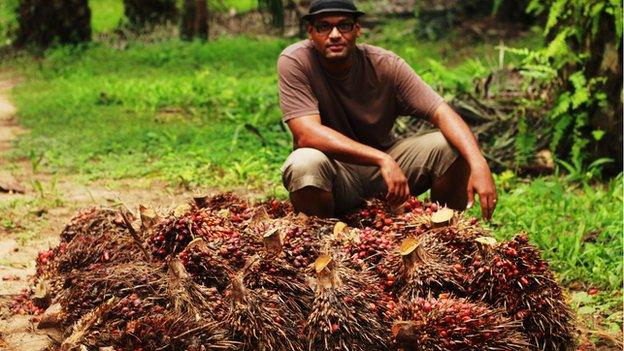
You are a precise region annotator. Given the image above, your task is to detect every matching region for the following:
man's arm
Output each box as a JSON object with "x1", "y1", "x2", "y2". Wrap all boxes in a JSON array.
[
  {"x1": 430, "y1": 102, "x2": 497, "y2": 220},
  {"x1": 286, "y1": 115, "x2": 410, "y2": 205}
]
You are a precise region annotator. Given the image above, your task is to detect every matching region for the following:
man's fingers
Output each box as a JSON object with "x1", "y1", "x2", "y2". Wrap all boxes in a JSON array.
[
  {"x1": 489, "y1": 194, "x2": 498, "y2": 217},
  {"x1": 466, "y1": 187, "x2": 475, "y2": 209},
  {"x1": 479, "y1": 194, "x2": 490, "y2": 220},
  {"x1": 402, "y1": 183, "x2": 410, "y2": 202}
]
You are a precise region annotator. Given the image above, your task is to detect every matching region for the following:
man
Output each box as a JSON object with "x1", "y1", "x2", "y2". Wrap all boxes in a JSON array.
[{"x1": 278, "y1": 0, "x2": 497, "y2": 220}]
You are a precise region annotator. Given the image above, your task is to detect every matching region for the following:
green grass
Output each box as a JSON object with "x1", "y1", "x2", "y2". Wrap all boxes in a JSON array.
[{"x1": 7, "y1": 37, "x2": 292, "y2": 194}]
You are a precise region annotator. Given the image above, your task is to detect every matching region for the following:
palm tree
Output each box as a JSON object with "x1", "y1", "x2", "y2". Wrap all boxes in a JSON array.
[
  {"x1": 122, "y1": 0, "x2": 178, "y2": 31},
  {"x1": 15, "y1": 0, "x2": 91, "y2": 48}
]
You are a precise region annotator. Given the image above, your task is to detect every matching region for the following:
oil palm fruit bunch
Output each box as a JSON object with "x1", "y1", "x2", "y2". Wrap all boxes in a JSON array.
[
  {"x1": 343, "y1": 197, "x2": 404, "y2": 232},
  {"x1": 393, "y1": 295, "x2": 530, "y2": 351},
  {"x1": 222, "y1": 261, "x2": 303, "y2": 351},
  {"x1": 430, "y1": 213, "x2": 488, "y2": 258},
  {"x1": 281, "y1": 222, "x2": 323, "y2": 269},
  {"x1": 467, "y1": 234, "x2": 575, "y2": 350},
  {"x1": 340, "y1": 226, "x2": 396, "y2": 269},
  {"x1": 166, "y1": 258, "x2": 227, "y2": 321},
  {"x1": 58, "y1": 261, "x2": 163, "y2": 327},
  {"x1": 59, "y1": 207, "x2": 128, "y2": 242},
  {"x1": 304, "y1": 254, "x2": 389, "y2": 351},
  {"x1": 385, "y1": 234, "x2": 464, "y2": 300},
  {"x1": 63, "y1": 297, "x2": 237, "y2": 351},
  {"x1": 193, "y1": 192, "x2": 253, "y2": 223},
  {"x1": 179, "y1": 238, "x2": 233, "y2": 292},
  {"x1": 246, "y1": 229, "x2": 315, "y2": 316},
  {"x1": 149, "y1": 206, "x2": 236, "y2": 259}
]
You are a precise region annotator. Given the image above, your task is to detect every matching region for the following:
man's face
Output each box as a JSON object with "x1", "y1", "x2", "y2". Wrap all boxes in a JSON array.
[{"x1": 307, "y1": 13, "x2": 361, "y2": 61}]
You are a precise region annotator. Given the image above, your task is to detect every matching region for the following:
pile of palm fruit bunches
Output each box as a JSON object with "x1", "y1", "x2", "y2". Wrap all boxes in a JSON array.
[{"x1": 12, "y1": 192, "x2": 576, "y2": 351}]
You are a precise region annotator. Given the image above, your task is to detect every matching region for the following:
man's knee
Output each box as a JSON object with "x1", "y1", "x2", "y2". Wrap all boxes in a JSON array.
[
  {"x1": 281, "y1": 148, "x2": 335, "y2": 192},
  {"x1": 428, "y1": 132, "x2": 455, "y2": 158}
]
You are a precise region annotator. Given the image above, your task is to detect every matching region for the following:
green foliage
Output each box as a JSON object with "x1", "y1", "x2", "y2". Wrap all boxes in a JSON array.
[
  {"x1": 0, "y1": 0, "x2": 18, "y2": 46},
  {"x1": 90, "y1": 0, "x2": 125, "y2": 33},
  {"x1": 501, "y1": 0, "x2": 623, "y2": 176}
]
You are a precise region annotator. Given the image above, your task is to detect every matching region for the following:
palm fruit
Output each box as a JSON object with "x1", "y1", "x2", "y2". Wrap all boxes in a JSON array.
[
  {"x1": 166, "y1": 258, "x2": 227, "y2": 321},
  {"x1": 59, "y1": 207, "x2": 128, "y2": 243},
  {"x1": 58, "y1": 261, "x2": 164, "y2": 327},
  {"x1": 431, "y1": 213, "x2": 490, "y2": 258},
  {"x1": 193, "y1": 191, "x2": 253, "y2": 224},
  {"x1": 339, "y1": 226, "x2": 396, "y2": 270},
  {"x1": 62, "y1": 296, "x2": 237, "y2": 351},
  {"x1": 393, "y1": 295, "x2": 530, "y2": 351},
  {"x1": 281, "y1": 220, "x2": 323, "y2": 269},
  {"x1": 151, "y1": 206, "x2": 260, "y2": 268},
  {"x1": 304, "y1": 254, "x2": 389, "y2": 351},
  {"x1": 466, "y1": 234, "x2": 575, "y2": 350},
  {"x1": 343, "y1": 197, "x2": 404, "y2": 232},
  {"x1": 179, "y1": 238, "x2": 234, "y2": 292},
  {"x1": 222, "y1": 262, "x2": 303, "y2": 351},
  {"x1": 384, "y1": 234, "x2": 464, "y2": 299},
  {"x1": 244, "y1": 228, "x2": 314, "y2": 316}
]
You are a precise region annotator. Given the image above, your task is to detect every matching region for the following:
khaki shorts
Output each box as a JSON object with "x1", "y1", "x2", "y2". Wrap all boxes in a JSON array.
[{"x1": 281, "y1": 132, "x2": 459, "y2": 214}]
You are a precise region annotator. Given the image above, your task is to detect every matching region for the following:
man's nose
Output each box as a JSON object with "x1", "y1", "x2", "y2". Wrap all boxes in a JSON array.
[{"x1": 328, "y1": 26, "x2": 341, "y2": 40}]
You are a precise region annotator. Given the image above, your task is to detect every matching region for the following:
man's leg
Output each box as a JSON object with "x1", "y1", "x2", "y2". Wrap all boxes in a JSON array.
[
  {"x1": 281, "y1": 148, "x2": 338, "y2": 217},
  {"x1": 282, "y1": 148, "x2": 365, "y2": 217},
  {"x1": 430, "y1": 156, "x2": 470, "y2": 210},
  {"x1": 290, "y1": 186, "x2": 334, "y2": 217},
  {"x1": 387, "y1": 132, "x2": 469, "y2": 210}
]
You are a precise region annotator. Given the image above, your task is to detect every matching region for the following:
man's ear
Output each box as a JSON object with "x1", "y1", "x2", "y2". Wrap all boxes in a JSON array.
[
  {"x1": 354, "y1": 22, "x2": 362, "y2": 37},
  {"x1": 306, "y1": 23, "x2": 314, "y2": 39}
]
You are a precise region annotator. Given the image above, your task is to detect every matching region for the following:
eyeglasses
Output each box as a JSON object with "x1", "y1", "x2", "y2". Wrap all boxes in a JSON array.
[{"x1": 314, "y1": 22, "x2": 355, "y2": 35}]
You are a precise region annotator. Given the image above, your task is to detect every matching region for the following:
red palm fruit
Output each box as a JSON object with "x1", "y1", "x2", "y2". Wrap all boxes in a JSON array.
[
  {"x1": 466, "y1": 235, "x2": 575, "y2": 351},
  {"x1": 304, "y1": 254, "x2": 390, "y2": 351},
  {"x1": 393, "y1": 295, "x2": 530, "y2": 351},
  {"x1": 384, "y1": 233, "x2": 464, "y2": 300}
]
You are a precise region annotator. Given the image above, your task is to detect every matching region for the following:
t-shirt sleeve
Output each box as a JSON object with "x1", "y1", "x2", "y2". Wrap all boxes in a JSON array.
[
  {"x1": 277, "y1": 55, "x2": 320, "y2": 122},
  {"x1": 393, "y1": 57, "x2": 444, "y2": 120}
]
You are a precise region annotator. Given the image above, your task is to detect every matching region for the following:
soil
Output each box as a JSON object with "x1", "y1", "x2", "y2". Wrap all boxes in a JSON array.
[{"x1": 0, "y1": 72, "x2": 199, "y2": 350}]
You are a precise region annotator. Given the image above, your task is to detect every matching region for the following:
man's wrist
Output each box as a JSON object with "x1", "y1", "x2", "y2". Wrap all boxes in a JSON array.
[
  {"x1": 467, "y1": 155, "x2": 489, "y2": 172},
  {"x1": 373, "y1": 152, "x2": 393, "y2": 168}
]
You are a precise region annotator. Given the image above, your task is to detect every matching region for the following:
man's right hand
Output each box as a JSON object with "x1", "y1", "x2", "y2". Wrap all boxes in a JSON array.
[
  {"x1": 286, "y1": 115, "x2": 411, "y2": 206},
  {"x1": 378, "y1": 155, "x2": 410, "y2": 206}
]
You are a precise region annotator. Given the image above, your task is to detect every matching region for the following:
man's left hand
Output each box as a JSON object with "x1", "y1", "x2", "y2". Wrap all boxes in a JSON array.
[{"x1": 466, "y1": 163, "x2": 497, "y2": 221}]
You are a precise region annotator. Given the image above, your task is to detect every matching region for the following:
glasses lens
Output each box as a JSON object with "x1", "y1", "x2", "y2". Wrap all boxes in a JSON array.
[
  {"x1": 337, "y1": 23, "x2": 354, "y2": 33},
  {"x1": 314, "y1": 22, "x2": 355, "y2": 34},
  {"x1": 315, "y1": 23, "x2": 332, "y2": 34}
]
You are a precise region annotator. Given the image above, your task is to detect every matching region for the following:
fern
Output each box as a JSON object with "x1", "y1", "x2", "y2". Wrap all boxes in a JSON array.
[
  {"x1": 568, "y1": 72, "x2": 590, "y2": 109},
  {"x1": 544, "y1": 0, "x2": 567, "y2": 35}
]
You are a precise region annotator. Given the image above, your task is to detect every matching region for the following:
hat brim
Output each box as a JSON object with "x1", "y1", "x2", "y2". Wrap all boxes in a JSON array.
[{"x1": 303, "y1": 8, "x2": 365, "y2": 21}]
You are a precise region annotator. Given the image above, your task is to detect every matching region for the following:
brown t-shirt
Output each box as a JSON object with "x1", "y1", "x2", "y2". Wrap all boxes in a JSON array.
[{"x1": 278, "y1": 40, "x2": 444, "y2": 150}]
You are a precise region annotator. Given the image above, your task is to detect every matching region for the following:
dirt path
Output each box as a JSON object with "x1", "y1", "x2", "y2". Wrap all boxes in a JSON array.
[{"x1": 0, "y1": 72, "x2": 198, "y2": 350}]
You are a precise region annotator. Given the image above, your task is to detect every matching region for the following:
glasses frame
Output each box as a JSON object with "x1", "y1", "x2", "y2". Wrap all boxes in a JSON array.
[{"x1": 313, "y1": 21, "x2": 356, "y2": 35}]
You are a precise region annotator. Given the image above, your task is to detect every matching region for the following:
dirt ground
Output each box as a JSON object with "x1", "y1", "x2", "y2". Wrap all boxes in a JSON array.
[{"x1": 0, "y1": 72, "x2": 199, "y2": 350}]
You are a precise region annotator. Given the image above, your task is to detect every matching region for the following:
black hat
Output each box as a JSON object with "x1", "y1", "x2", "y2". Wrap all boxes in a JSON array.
[{"x1": 302, "y1": 0, "x2": 365, "y2": 21}]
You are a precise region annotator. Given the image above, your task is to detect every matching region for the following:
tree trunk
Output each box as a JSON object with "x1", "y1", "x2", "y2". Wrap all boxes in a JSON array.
[
  {"x1": 15, "y1": 0, "x2": 91, "y2": 48},
  {"x1": 122, "y1": 0, "x2": 178, "y2": 31},
  {"x1": 180, "y1": 0, "x2": 208, "y2": 41}
]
